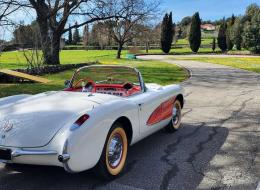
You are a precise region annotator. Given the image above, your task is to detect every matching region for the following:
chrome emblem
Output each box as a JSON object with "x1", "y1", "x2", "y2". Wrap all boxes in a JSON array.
[{"x1": 2, "y1": 120, "x2": 13, "y2": 132}]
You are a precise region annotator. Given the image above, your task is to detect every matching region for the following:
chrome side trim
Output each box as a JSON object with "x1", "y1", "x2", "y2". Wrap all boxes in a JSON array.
[{"x1": 11, "y1": 150, "x2": 57, "y2": 157}]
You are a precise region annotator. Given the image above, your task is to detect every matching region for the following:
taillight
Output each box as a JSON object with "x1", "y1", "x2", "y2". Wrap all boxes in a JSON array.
[{"x1": 70, "y1": 114, "x2": 89, "y2": 131}]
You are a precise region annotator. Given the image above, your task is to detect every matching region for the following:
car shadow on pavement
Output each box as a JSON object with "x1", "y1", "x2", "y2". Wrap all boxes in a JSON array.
[{"x1": 0, "y1": 123, "x2": 229, "y2": 190}]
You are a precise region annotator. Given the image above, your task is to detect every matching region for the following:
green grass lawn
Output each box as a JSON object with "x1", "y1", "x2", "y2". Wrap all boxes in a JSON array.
[
  {"x1": 173, "y1": 57, "x2": 260, "y2": 73},
  {"x1": 0, "y1": 50, "x2": 188, "y2": 98}
]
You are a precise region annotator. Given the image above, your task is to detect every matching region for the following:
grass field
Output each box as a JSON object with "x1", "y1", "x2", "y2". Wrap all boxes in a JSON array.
[
  {"x1": 0, "y1": 47, "x2": 221, "y2": 70},
  {"x1": 0, "y1": 50, "x2": 188, "y2": 98},
  {"x1": 174, "y1": 57, "x2": 260, "y2": 73}
]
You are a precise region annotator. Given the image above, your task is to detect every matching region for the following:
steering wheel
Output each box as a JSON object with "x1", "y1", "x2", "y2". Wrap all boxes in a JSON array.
[
  {"x1": 123, "y1": 82, "x2": 134, "y2": 90},
  {"x1": 73, "y1": 77, "x2": 95, "y2": 88}
]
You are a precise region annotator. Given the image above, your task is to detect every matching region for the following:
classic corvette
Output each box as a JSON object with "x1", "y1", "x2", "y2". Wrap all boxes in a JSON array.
[{"x1": 0, "y1": 65, "x2": 184, "y2": 179}]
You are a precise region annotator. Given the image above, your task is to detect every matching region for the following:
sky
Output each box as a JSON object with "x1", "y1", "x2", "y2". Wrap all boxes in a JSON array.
[
  {"x1": 161, "y1": 0, "x2": 259, "y2": 22},
  {"x1": 1, "y1": 0, "x2": 259, "y2": 40}
]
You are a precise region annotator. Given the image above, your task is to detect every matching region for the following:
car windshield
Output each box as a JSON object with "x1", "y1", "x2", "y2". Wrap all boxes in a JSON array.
[
  {"x1": 72, "y1": 66, "x2": 140, "y2": 87},
  {"x1": 69, "y1": 66, "x2": 143, "y2": 97}
]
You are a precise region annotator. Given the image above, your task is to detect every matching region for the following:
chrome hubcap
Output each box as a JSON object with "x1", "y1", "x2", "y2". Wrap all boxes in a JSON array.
[
  {"x1": 108, "y1": 134, "x2": 123, "y2": 168},
  {"x1": 172, "y1": 103, "x2": 181, "y2": 126}
]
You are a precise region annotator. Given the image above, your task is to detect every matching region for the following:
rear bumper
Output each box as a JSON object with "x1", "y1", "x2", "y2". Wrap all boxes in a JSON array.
[
  {"x1": 0, "y1": 147, "x2": 64, "y2": 168},
  {"x1": 12, "y1": 150, "x2": 58, "y2": 157}
]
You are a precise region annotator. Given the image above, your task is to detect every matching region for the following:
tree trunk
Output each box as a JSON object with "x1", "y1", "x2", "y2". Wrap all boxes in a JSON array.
[
  {"x1": 117, "y1": 43, "x2": 123, "y2": 59},
  {"x1": 37, "y1": 17, "x2": 61, "y2": 65},
  {"x1": 145, "y1": 41, "x2": 149, "y2": 53}
]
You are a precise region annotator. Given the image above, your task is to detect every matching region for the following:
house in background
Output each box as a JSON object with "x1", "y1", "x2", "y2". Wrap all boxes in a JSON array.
[{"x1": 201, "y1": 24, "x2": 216, "y2": 31}]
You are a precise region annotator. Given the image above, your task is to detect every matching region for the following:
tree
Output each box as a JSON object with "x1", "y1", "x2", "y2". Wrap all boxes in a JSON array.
[
  {"x1": 13, "y1": 21, "x2": 41, "y2": 47},
  {"x1": 178, "y1": 16, "x2": 191, "y2": 38},
  {"x1": 83, "y1": 25, "x2": 89, "y2": 49},
  {"x1": 0, "y1": 0, "x2": 23, "y2": 26},
  {"x1": 68, "y1": 25, "x2": 72, "y2": 45},
  {"x1": 188, "y1": 12, "x2": 201, "y2": 53},
  {"x1": 226, "y1": 14, "x2": 236, "y2": 51},
  {"x1": 243, "y1": 12, "x2": 260, "y2": 54},
  {"x1": 11, "y1": 0, "x2": 127, "y2": 65},
  {"x1": 232, "y1": 17, "x2": 243, "y2": 50},
  {"x1": 161, "y1": 12, "x2": 174, "y2": 54},
  {"x1": 72, "y1": 22, "x2": 80, "y2": 45},
  {"x1": 108, "y1": 0, "x2": 159, "y2": 58},
  {"x1": 245, "y1": 3, "x2": 260, "y2": 22},
  {"x1": 89, "y1": 22, "x2": 112, "y2": 49},
  {"x1": 218, "y1": 19, "x2": 227, "y2": 52},
  {"x1": 0, "y1": 0, "x2": 24, "y2": 54},
  {"x1": 212, "y1": 38, "x2": 216, "y2": 52}
]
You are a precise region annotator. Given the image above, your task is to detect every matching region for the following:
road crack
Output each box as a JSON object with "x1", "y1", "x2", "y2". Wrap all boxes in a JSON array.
[{"x1": 160, "y1": 123, "x2": 205, "y2": 190}]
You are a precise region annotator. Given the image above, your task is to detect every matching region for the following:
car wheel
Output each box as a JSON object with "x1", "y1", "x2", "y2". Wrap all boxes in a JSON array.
[
  {"x1": 165, "y1": 100, "x2": 182, "y2": 133},
  {"x1": 94, "y1": 122, "x2": 128, "y2": 180}
]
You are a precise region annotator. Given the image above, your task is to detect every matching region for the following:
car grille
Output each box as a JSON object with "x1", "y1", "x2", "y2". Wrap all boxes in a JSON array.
[{"x1": 0, "y1": 148, "x2": 11, "y2": 160}]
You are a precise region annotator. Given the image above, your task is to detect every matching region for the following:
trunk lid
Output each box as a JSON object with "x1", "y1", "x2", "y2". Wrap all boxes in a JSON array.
[{"x1": 0, "y1": 91, "x2": 115, "y2": 148}]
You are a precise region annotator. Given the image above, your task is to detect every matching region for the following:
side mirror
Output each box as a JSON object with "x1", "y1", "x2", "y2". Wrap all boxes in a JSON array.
[{"x1": 64, "y1": 80, "x2": 71, "y2": 88}]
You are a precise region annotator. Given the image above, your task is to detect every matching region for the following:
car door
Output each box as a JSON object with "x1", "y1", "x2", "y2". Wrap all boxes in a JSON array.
[{"x1": 130, "y1": 90, "x2": 171, "y2": 135}]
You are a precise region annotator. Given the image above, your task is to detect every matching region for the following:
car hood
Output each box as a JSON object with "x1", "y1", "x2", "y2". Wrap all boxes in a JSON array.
[{"x1": 0, "y1": 91, "x2": 120, "y2": 148}]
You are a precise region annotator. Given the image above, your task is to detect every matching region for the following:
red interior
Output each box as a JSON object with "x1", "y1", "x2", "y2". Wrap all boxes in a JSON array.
[{"x1": 64, "y1": 83, "x2": 141, "y2": 97}]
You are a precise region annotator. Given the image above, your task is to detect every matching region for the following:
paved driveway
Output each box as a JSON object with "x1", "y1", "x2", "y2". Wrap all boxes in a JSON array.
[{"x1": 0, "y1": 55, "x2": 259, "y2": 190}]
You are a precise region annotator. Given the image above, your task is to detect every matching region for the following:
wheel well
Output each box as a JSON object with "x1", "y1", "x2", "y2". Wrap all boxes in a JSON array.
[
  {"x1": 114, "y1": 116, "x2": 133, "y2": 145},
  {"x1": 176, "y1": 94, "x2": 184, "y2": 108}
]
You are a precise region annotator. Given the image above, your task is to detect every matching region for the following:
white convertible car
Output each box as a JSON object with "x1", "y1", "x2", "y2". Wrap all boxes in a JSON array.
[{"x1": 0, "y1": 65, "x2": 184, "y2": 179}]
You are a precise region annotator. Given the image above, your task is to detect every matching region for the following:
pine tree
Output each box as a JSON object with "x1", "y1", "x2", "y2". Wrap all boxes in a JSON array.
[
  {"x1": 188, "y1": 12, "x2": 201, "y2": 53},
  {"x1": 73, "y1": 22, "x2": 80, "y2": 45},
  {"x1": 218, "y1": 19, "x2": 227, "y2": 52},
  {"x1": 68, "y1": 24, "x2": 72, "y2": 45},
  {"x1": 212, "y1": 38, "x2": 216, "y2": 52},
  {"x1": 161, "y1": 12, "x2": 175, "y2": 54}
]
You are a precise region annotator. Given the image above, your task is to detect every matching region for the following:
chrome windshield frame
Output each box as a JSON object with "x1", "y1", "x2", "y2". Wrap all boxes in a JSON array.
[{"x1": 70, "y1": 65, "x2": 146, "y2": 93}]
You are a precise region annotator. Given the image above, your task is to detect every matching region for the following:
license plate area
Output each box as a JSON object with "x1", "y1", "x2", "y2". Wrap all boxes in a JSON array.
[{"x1": 0, "y1": 148, "x2": 11, "y2": 160}]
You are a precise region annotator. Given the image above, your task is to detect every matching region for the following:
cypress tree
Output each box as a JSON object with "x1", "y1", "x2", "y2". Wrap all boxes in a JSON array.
[
  {"x1": 161, "y1": 12, "x2": 174, "y2": 54},
  {"x1": 212, "y1": 38, "x2": 216, "y2": 52},
  {"x1": 68, "y1": 24, "x2": 72, "y2": 45},
  {"x1": 226, "y1": 24, "x2": 233, "y2": 50},
  {"x1": 218, "y1": 19, "x2": 227, "y2": 52},
  {"x1": 73, "y1": 22, "x2": 80, "y2": 45},
  {"x1": 232, "y1": 17, "x2": 243, "y2": 50},
  {"x1": 226, "y1": 14, "x2": 236, "y2": 51},
  {"x1": 188, "y1": 12, "x2": 201, "y2": 53}
]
